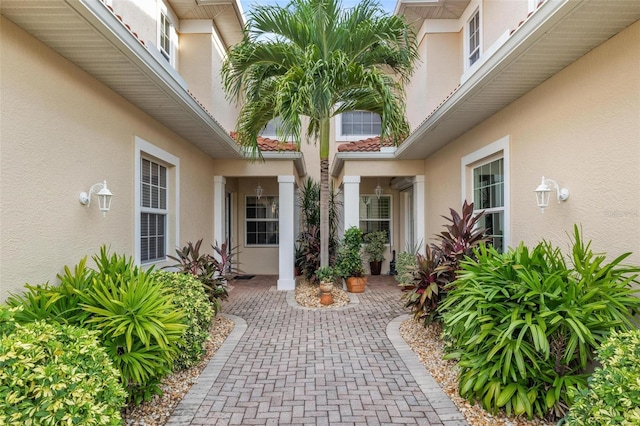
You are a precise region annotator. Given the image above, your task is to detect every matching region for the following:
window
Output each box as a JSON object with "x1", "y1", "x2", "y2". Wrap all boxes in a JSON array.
[
  {"x1": 260, "y1": 117, "x2": 283, "y2": 137},
  {"x1": 159, "y1": 11, "x2": 171, "y2": 61},
  {"x1": 468, "y1": 10, "x2": 480, "y2": 66},
  {"x1": 473, "y1": 158, "x2": 504, "y2": 250},
  {"x1": 359, "y1": 195, "x2": 391, "y2": 242},
  {"x1": 135, "y1": 137, "x2": 179, "y2": 265},
  {"x1": 140, "y1": 158, "x2": 168, "y2": 262},
  {"x1": 246, "y1": 196, "x2": 279, "y2": 246},
  {"x1": 462, "y1": 136, "x2": 510, "y2": 253},
  {"x1": 337, "y1": 111, "x2": 382, "y2": 140}
]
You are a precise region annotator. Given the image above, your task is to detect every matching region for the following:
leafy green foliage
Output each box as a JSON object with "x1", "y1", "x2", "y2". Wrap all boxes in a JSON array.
[
  {"x1": 363, "y1": 230, "x2": 387, "y2": 262},
  {"x1": 153, "y1": 271, "x2": 213, "y2": 370},
  {"x1": 335, "y1": 227, "x2": 365, "y2": 278},
  {"x1": 5, "y1": 257, "x2": 93, "y2": 324},
  {"x1": 167, "y1": 238, "x2": 239, "y2": 312},
  {"x1": 440, "y1": 226, "x2": 640, "y2": 420},
  {"x1": 394, "y1": 251, "x2": 418, "y2": 287},
  {"x1": 298, "y1": 225, "x2": 321, "y2": 282},
  {"x1": 78, "y1": 248, "x2": 185, "y2": 404},
  {"x1": 315, "y1": 266, "x2": 336, "y2": 283},
  {"x1": 0, "y1": 316, "x2": 126, "y2": 425},
  {"x1": 399, "y1": 201, "x2": 487, "y2": 325},
  {"x1": 566, "y1": 329, "x2": 640, "y2": 425}
]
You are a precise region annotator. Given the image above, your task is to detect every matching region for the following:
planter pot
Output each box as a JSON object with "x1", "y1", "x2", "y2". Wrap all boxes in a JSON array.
[
  {"x1": 345, "y1": 276, "x2": 366, "y2": 293},
  {"x1": 369, "y1": 260, "x2": 382, "y2": 275},
  {"x1": 319, "y1": 281, "x2": 334, "y2": 305}
]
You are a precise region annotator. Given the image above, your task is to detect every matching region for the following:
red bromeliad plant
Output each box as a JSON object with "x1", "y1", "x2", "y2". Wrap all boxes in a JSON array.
[{"x1": 400, "y1": 201, "x2": 488, "y2": 325}]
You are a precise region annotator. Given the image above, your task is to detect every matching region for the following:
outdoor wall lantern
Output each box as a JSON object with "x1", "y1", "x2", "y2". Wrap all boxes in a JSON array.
[
  {"x1": 375, "y1": 179, "x2": 383, "y2": 199},
  {"x1": 534, "y1": 176, "x2": 569, "y2": 213},
  {"x1": 255, "y1": 182, "x2": 264, "y2": 200},
  {"x1": 79, "y1": 180, "x2": 113, "y2": 217}
]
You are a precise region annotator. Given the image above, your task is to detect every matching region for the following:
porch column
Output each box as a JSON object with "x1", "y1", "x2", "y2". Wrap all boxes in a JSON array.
[
  {"x1": 413, "y1": 175, "x2": 425, "y2": 253},
  {"x1": 343, "y1": 176, "x2": 360, "y2": 231},
  {"x1": 213, "y1": 176, "x2": 226, "y2": 260},
  {"x1": 278, "y1": 175, "x2": 296, "y2": 290}
]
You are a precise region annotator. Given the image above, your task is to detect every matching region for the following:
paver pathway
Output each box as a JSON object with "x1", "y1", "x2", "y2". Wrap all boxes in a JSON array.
[{"x1": 168, "y1": 275, "x2": 467, "y2": 425}]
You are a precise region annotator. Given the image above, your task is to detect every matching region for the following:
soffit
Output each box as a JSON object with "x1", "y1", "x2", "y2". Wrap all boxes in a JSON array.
[
  {"x1": 396, "y1": 0, "x2": 640, "y2": 160},
  {"x1": 396, "y1": 0, "x2": 471, "y2": 32},
  {"x1": 168, "y1": 0, "x2": 244, "y2": 48},
  {"x1": 0, "y1": 0, "x2": 243, "y2": 159}
]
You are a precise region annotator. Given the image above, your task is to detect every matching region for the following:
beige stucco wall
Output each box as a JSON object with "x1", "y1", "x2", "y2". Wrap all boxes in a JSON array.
[
  {"x1": 482, "y1": 0, "x2": 528, "y2": 52},
  {"x1": 422, "y1": 19, "x2": 640, "y2": 264},
  {"x1": 0, "y1": 17, "x2": 221, "y2": 300}
]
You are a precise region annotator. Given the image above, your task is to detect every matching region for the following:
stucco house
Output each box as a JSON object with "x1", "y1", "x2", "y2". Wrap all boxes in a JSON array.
[{"x1": 1, "y1": 0, "x2": 639, "y2": 301}]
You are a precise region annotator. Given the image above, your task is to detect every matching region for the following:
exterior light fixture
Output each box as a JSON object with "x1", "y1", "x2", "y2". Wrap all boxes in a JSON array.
[
  {"x1": 255, "y1": 182, "x2": 263, "y2": 200},
  {"x1": 79, "y1": 180, "x2": 113, "y2": 217},
  {"x1": 534, "y1": 176, "x2": 569, "y2": 213},
  {"x1": 375, "y1": 180, "x2": 383, "y2": 199}
]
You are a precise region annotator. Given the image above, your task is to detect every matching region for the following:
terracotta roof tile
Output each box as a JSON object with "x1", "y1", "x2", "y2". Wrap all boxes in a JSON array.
[
  {"x1": 337, "y1": 136, "x2": 394, "y2": 153},
  {"x1": 229, "y1": 132, "x2": 298, "y2": 152}
]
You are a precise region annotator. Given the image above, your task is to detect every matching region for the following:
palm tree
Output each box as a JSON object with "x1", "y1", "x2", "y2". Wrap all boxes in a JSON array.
[{"x1": 222, "y1": 0, "x2": 418, "y2": 267}]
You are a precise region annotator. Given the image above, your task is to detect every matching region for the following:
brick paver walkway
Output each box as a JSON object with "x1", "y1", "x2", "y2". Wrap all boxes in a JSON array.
[{"x1": 168, "y1": 275, "x2": 467, "y2": 425}]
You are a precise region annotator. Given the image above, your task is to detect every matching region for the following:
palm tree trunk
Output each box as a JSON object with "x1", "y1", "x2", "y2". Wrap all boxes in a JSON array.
[{"x1": 319, "y1": 118, "x2": 330, "y2": 267}]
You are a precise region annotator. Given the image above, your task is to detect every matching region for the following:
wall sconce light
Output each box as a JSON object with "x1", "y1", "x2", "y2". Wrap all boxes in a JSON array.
[
  {"x1": 375, "y1": 179, "x2": 383, "y2": 199},
  {"x1": 255, "y1": 182, "x2": 263, "y2": 200},
  {"x1": 79, "y1": 180, "x2": 113, "y2": 217},
  {"x1": 534, "y1": 176, "x2": 569, "y2": 213}
]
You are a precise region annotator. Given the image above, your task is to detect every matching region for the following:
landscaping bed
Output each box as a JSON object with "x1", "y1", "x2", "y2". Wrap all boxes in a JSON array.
[
  {"x1": 122, "y1": 316, "x2": 234, "y2": 425},
  {"x1": 294, "y1": 279, "x2": 350, "y2": 308}
]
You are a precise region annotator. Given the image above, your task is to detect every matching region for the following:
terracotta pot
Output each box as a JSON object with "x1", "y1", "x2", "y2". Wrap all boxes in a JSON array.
[
  {"x1": 319, "y1": 281, "x2": 334, "y2": 305},
  {"x1": 345, "y1": 276, "x2": 366, "y2": 293}
]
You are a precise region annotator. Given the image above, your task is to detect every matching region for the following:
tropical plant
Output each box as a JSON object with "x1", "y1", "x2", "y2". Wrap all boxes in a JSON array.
[
  {"x1": 335, "y1": 226, "x2": 365, "y2": 278},
  {"x1": 439, "y1": 226, "x2": 640, "y2": 420},
  {"x1": 363, "y1": 230, "x2": 387, "y2": 263},
  {"x1": 78, "y1": 248, "x2": 186, "y2": 404},
  {"x1": 399, "y1": 202, "x2": 486, "y2": 325},
  {"x1": 298, "y1": 225, "x2": 321, "y2": 281},
  {"x1": 222, "y1": 0, "x2": 418, "y2": 268},
  {"x1": 394, "y1": 251, "x2": 418, "y2": 287},
  {"x1": 5, "y1": 257, "x2": 94, "y2": 324},
  {"x1": 154, "y1": 271, "x2": 213, "y2": 370},
  {"x1": 0, "y1": 317, "x2": 126, "y2": 425},
  {"x1": 315, "y1": 266, "x2": 336, "y2": 283},
  {"x1": 167, "y1": 238, "x2": 239, "y2": 309},
  {"x1": 565, "y1": 329, "x2": 640, "y2": 425}
]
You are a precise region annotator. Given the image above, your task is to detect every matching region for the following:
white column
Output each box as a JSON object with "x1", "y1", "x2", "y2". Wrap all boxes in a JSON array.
[
  {"x1": 213, "y1": 176, "x2": 226, "y2": 258},
  {"x1": 343, "y1": 176, "x2": 360, "y2": 231},
  {"x1": 277, "y1": 175, "x2": 296, "y2": 290},
  {"x1": 413, "y1": 175, "x2": 425, "y2": 253}
]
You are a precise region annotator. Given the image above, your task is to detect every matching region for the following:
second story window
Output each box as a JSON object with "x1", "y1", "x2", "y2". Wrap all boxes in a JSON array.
[
  {"x1": 159, "y1": 11, "x2": 171, "y2": 62},
  {"x1": 337, "y1": 111, "x2": 381, "y2": 141},
  {"x1": 468, "y1": 10, "x2": 480, "y2": 66}
]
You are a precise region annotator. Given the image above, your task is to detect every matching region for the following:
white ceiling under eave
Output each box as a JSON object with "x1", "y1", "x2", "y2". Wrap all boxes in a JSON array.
[
  {"x1": 395, "y1": 0, "x2": 640, "y2": 160},
  {"x1": 0, "y1": 0, "x2": 244, "y2": 160},
  {"x1": 168, "y1": 0, "x2": 245, "y2": 49}
]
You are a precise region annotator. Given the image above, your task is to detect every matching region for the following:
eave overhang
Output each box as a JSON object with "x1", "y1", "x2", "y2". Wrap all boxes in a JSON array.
[
  {"x1": 1, "y1": 0, "x2": 244, "y2": 159},
  {"x1": 395, "y1": 0, "x2": 640, "y2": 160}
]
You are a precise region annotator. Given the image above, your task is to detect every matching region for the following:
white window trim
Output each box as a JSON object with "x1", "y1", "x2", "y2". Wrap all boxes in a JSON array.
[
  {"x1": 245, "y1": 195, "x2": 280, "y2": 247},
  {"x1": 135, "y1": 136, "x2": 180, "y2": 265},
  {"x1": 465, "y1": 8, "x2": 481, "y2": 69},
  {"x1": 461, "y1": 136, "x2": 509, "y2": 252},
  {"x1": 359, "y1": 194, "x2": 393, "y2": 246},
  {"x1": 334, "y1": 112, "x2": 381, "y2": 142},
  {"x1": 157, "y1": 2, "x2": 177, "y2": 67}
]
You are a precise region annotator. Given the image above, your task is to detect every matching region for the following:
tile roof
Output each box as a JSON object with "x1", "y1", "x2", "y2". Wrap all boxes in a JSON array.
[
  {"x1": 336, "y1": 136, "x2": 394, "y2": 153},
  {"x1": 230, "y1": 132, "x2": 299, "y2": 152}
]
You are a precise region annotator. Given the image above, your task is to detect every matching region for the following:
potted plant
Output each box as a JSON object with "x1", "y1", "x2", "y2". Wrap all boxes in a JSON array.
[
  {"x1": 315, "y1": 266, "x2": 336, "y2": 305},
  {"x1": 363, "y1": 230, "x2": 387, "y2": 275},
  {"x1": 335, "y1": 226, "x2": 367, "y2": 293},
  {"x1": 294, "y1": 243, "x2": 303, "y2": 276}
]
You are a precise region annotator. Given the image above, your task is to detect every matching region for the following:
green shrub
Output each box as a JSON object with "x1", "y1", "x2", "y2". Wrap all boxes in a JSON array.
[
  {"x1": 5, "y1": 257, "x2": 93, "y2": 324},
  {"x1": 566, "y1": 329, "x2": 640, "y2": 425},
  {"x1": 335, "y1": 227, "x2": 364, "y2": 278},
  {"x1": 154, "y1": 271, "x2": 213, "y2": 370},
  {"x1": 394, "y1": 251, "x2": 418, "y2": 287},
  {"x1": 0, "y1": 317, "x2": 126, "y2": 425},
  {"x1": 440, "y1": 226, "x2": 640, "y2": 420},
  {"x1": 78, "y1": 248, "x2": 186, "y2": 404}
]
